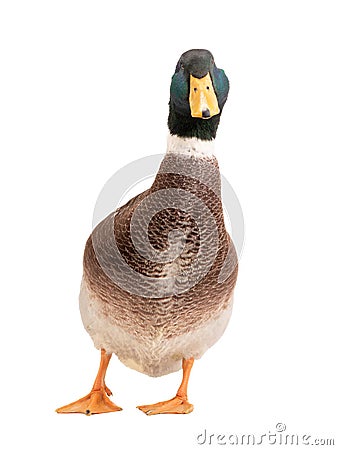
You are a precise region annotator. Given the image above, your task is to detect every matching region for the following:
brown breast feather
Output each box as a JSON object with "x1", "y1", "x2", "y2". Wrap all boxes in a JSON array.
[{"x1": 83, "y1": 153, "x2": 238, "y2": 339}]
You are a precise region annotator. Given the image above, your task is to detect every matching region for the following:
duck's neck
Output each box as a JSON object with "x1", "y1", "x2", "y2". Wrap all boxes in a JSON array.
[
  {"x1": 168, "y1": 102, "x2": 221, "y2": 140},
  {"x1": 152, "y1": 133, "x2": 221, "y2": 198},
  {"x1": 166, "y1": 134, "x2": 216, "y2": 158}
]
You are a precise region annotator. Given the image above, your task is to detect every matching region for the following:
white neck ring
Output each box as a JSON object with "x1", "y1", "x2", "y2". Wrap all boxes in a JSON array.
[{"x1": 166, "y1": 134, "x2": 215, "y2": 158}]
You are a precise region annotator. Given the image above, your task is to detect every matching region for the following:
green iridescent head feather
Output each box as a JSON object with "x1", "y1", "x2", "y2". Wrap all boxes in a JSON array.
[{"x1": 168, "y1": 49, "x2": 229, "y2": 140}]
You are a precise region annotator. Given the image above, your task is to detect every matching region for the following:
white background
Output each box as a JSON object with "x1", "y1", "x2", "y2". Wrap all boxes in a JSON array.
[{"x1": 1, "y1": 1, "x2": 337, "y2": 449}]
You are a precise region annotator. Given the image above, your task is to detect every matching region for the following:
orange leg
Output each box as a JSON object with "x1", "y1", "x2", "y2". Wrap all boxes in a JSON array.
[
  {"x1": 56, "y1": 349, "x2": 122, "y2": 415},
  {"x1": 137, "y1": 358, "x2": 194, "y2": 415}
]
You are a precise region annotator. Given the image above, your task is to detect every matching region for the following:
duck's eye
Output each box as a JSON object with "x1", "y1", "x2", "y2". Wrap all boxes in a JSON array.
[
  {"x1": 180, "y1": 64, "x2": 184, "y2": 70},
  {"x1": 206, "y1": 86, "x2": 210, "y2": 90},
  {"x1": 194, "y1": 87, "x2": 197, "y2": 92}
]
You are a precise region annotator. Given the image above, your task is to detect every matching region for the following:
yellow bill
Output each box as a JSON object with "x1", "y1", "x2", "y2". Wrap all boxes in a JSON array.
[{"x1": 189, "y1": 73, "x2": 220, "y2": 119}]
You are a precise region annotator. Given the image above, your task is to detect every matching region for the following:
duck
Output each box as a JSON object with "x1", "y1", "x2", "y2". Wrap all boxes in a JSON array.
[{"x1": 56, "y1": 49, "x2": 238, "y2": 416}]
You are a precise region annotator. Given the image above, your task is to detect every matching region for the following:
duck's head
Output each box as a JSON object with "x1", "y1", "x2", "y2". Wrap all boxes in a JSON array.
[{"x1": 168, "y1": 49, "x2": 229, "y2": 140}]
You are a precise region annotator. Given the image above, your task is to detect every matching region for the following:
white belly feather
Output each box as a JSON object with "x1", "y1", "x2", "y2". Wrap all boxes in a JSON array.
[{"x1": 79, "y1": 279, "x2": 233, "y2": 377}]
